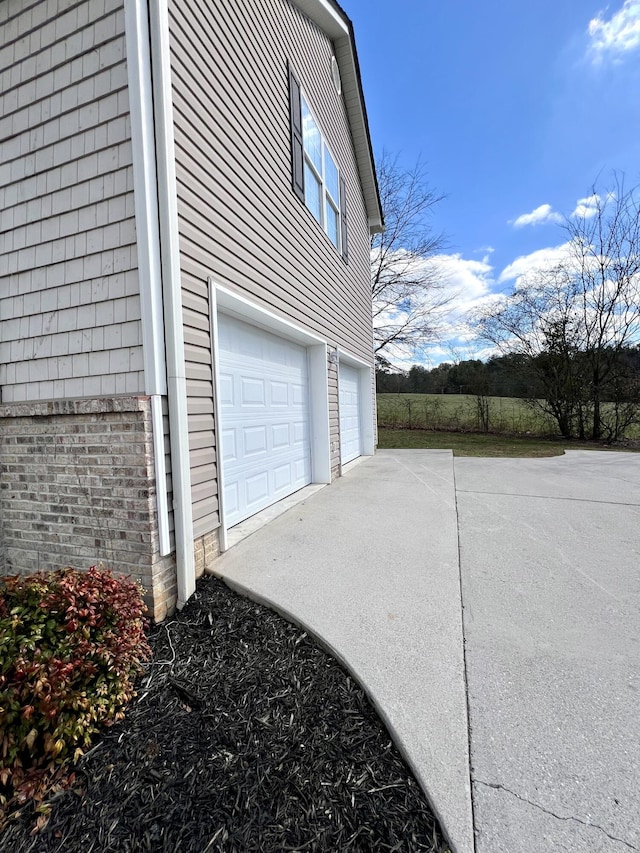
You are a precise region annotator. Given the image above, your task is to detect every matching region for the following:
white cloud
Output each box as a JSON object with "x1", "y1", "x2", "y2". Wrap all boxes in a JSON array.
[
  {"x1": 498, "y1": 243, "x2": 573, "y2": 284},
  {"x1": 588, "y1": 0, "x2": 640, "y2": 59},
  {"x1": 512, "y1": 204, "x2": 563, "y2": 228},
  {"x1": 572, "y1": 193, "x2": 600, "y2": 218},
  {"x1": 416, "y1": 254, "x2": 502, "y2": 365},
  {"x1": 374, "y1": 251, "x2": 498, "y2": 369}
]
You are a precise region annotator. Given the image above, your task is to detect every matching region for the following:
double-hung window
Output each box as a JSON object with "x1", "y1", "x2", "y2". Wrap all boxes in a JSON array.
[{"x1": 289, "y1": 69, "x2": 348, "y2": 261}]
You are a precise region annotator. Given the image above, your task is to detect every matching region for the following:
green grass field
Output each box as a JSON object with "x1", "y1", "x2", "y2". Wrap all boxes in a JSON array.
[
  {"x1": 377, "y1": 393, "x2": 555, "y2": 435},
  {"x1": 376, "y1": 392, "x2": 640, "y2": 456}
]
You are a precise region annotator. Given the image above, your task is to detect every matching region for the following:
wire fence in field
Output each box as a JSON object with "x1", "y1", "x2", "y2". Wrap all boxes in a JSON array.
[{"x1": 376, "y1": 393, "x2": 558, "y2": 436}]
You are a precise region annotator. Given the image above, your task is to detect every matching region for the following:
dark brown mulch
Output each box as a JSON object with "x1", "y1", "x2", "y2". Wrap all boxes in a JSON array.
[{"x1": 2, "y1": 576, "x2": 448, "y2": 853}]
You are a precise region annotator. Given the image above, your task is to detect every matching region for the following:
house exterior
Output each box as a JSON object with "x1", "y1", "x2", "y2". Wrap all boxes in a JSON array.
[{"x1": 0, "y1": 0, "x2": 382, "y2": 620}]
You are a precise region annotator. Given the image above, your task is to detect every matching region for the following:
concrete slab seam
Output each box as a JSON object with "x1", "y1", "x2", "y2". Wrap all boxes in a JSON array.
[
  {"x1": 452, "y1": 459, "x2": 478, "y2": 853},
  {"x1": 214, "y1": 572, "x2": 462, "y2": 853},
  {"x1": 455, "y1": 490, "x2": 640, "y2": 508}
]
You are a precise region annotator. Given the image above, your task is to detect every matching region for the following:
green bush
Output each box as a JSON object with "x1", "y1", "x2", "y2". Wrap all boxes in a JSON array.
[{"x1": 0, "y1": 566, "x2": 151, "y2": 812}]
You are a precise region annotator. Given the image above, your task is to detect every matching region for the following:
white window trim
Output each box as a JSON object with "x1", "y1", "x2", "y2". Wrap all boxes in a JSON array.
[{"x1": 301, "y1": 93, "x2": 342, "y2": 252}]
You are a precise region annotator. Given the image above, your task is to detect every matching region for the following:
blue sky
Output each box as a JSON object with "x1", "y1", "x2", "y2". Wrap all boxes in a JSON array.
[{"x1": 345, "y1": 0, "x2": 640, "y2": 364}]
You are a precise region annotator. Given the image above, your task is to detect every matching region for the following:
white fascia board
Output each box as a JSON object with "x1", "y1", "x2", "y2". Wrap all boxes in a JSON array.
[
  {"x1": 333, "y1": 38, "x2": 383, "y2": 233},
  {"x1": 148, "y1": 0, "x2": 195, "y2": 607},
  {"x1": 292, "y1": 0, "x2": 349, "y2": 37}
]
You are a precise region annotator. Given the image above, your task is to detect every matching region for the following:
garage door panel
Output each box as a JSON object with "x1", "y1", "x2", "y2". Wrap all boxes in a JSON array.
[
  {"x1": 221, "y1": 428, "x2": 237, "y2": 461},
  {"x1": 294, "y1": 458, "x2": 309, "y2": 481},
  {"x1": 340, "y1": 363, "x2": 361, "y2": 464},
  {"x1": 271, "y1": 381, "x2": 288, "y2": 405},
  {"x1": 273, "y1": 462, "x2": 294, "y2": 491},
  {"x1": 219, "y1": 373, "x2": 234, "y2": 405},
  {"x1": 272, "y1": 423, "x2": 291, "y2": 448},
  {"x1": 218, "y1": 313, "x2": 311, "y2": 527},
  {"x1": 244, "y1": 425, "x2": 268, "y2": 456},
  {"x1": 241, "y1": 377, "x2": 266, "y2": 406},
  {"x1": 245, "y1": 471, "x2": 270, "y2": 506}
]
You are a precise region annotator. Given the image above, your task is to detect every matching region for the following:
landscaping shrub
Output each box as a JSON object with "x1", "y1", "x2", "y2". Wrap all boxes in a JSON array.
[{"x1": 0, "y1": 566, "x2": 150, "y2": 816}]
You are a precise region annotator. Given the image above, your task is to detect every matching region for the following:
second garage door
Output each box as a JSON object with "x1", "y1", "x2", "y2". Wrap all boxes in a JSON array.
[
  {"x1": 339, "y1": 362, "x2": 362, "y2": 464},
  {"x1": 218, "y1": 314, "x2": 311, "y2": 527}
]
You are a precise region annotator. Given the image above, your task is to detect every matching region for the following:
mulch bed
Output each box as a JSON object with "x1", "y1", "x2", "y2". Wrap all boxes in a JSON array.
[{"x1": 3, "y1": 576, "x2": 448, "y2": 853}]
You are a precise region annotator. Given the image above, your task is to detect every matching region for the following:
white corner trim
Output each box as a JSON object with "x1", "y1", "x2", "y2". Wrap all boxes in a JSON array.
[
  {"x1": 148, "y1": 0, "x2": 195, "y2": 608},
  {"x1": 150, "y1": 395, "x2": 170, "y2": 555},
  {"x1": 123, "y1": 0, "x2": 167, "y2": 397}
]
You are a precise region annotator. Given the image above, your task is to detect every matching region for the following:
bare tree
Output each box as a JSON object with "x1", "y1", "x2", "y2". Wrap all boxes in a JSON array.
[
  {"x1": 474, "y1": 267, "x2": 587, "y2": 437},
  {"x1": 473, "y1": 176, "x2": 640, "y2": 441},
  {"x1": 371, "y1": 152, "x2": 452, "y2": 369},
  {"x1": 563, "y1": 176, "x2": 640, "y2": 439}
]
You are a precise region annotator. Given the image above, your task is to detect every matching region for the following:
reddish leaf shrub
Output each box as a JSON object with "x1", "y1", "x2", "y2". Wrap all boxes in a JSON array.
[{"x1": 0, "y1": 566, "x2": 150, "y2": 815}]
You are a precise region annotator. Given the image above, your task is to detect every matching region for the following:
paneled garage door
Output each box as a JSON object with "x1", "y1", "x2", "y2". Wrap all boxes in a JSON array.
[
  {"x1": 339, "y1": 363, "x2": 361, "y2": 464},
  {"x1": 218, "y1": 314, "x2": 311, "y2": 527}
]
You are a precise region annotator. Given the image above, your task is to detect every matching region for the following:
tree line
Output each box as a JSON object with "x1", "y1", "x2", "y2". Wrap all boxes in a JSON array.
[
  {"x1": 377, "y1": 354, "x2": 543, "y2": 397},
  {"x1": 371, "y1": 158, "x2": 640, "y2": 443},
  {"x1": 377, "y1": 345, "x2": 640, "y2": 443}
]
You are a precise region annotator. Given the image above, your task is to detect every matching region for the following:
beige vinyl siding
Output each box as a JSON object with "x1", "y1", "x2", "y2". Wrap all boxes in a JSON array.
[
  {"x1": 328, "y1": 357, "x2": 340, "y2": 478},
  {"x1": 182, "y1": 275, "x2": 218, "y2": 537},
  {"x1": 0, "y1": 0, "x2": 143, "y2": 404},
  {"x1": 169, "y1": 0, "x2": 374, "y2": 532}
]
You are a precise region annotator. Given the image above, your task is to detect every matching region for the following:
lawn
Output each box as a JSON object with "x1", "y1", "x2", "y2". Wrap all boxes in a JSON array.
[
  {"x1": 377, "y1": 393, "x2": 553, "y2": 435},
  {"x1": 377, "y1": 393, "x2": 640, "y2": 442},
  {"x1": 377, "y1": 428, "x2": 636, "y2": 457}
]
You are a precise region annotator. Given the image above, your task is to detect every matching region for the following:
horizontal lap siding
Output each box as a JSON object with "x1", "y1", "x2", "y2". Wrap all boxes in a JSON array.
[
  {"x1": 182, "y1": 272, "x2": 218, "y2": 537},
  {"x1": 328, "y1": 357, "x2": 340, "y2": 477},
  {"x1": 0, "y1": 0, "x2": 142, "y2": 403},
  {"x1": 169, "y1": 0, "x2": 374, "y2": 533}
]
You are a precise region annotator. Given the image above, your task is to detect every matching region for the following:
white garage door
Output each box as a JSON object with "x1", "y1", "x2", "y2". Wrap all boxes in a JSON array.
[
  {"x1": 339, "y1": 363, "x2": 361, "y2": 464},
  {"x1": 218, "y1": 314, "x2": 311, "y2": 527}
]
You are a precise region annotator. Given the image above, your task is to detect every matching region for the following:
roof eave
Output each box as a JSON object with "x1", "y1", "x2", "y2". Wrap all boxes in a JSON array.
[{"x1": 292, "y1": 0, "x2": 384, "y2": 234}]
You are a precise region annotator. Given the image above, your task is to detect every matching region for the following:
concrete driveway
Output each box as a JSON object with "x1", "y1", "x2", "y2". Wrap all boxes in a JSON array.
[
  {"x1": 456, "y1": 451, "x2": 640, "y2": 852},
  {"x1": 214, "y1": 449, "x2": 640, "y2": 853}
]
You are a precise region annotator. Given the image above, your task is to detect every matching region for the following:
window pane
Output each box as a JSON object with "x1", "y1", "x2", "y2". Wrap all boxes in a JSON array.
[
  {"x1": 304, "y1": 163, "x2": 322, "y2": 223},
  {"x1": 301, "y1": 96, "x2": 322, "y2": 174},
  {"x1": 326, "y1": 199, "x2": 339, "y2": 248},
  {"x1": 324, "y1": 146, "x2": 339, "y2": 204}
]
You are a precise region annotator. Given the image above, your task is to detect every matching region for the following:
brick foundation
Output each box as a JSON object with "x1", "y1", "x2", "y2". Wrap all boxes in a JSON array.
[
  {"x1": 0, "y1": 396, "x2": 176, "y2": 622},
  {"x1": 195, "y1": 529, "x2": 221, "y2": 578}
]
